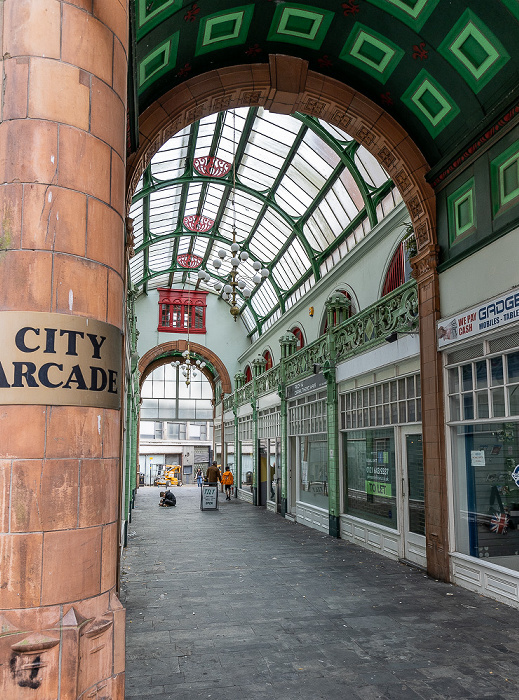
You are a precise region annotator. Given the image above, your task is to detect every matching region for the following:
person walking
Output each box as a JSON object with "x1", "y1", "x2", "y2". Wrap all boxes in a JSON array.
[
  {"x1": 221, "y1": 467, "x2": 234, "y2": 500},
  {"x1": 196, "y1": 468, "x2": 203, "y2": 487},
  {"x1": 205, "y1": 461, "x2": 221, "y2": 486}
]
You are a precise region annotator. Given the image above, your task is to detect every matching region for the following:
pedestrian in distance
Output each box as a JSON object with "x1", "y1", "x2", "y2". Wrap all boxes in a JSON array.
[
  {"x1": 159, "y1": 490, "x2": 176, "y2": 507},
  {"x1": 205, "y1": 461, "x2": 221, "y2": 486},
  {"x1": 221, "y1": 467, "x2": 234, "y2": 500},
  {"x1": 196, "y1": 467, "x2": 203, "y2": 487}
]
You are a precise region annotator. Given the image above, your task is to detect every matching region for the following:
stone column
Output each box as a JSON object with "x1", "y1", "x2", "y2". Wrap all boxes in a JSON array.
[
  {"x1": 0, "y1": 1, "x2": 128, "y2": 698},
  {"x1": 411, "y1": 244, "x2": 449, "y2": 582}
]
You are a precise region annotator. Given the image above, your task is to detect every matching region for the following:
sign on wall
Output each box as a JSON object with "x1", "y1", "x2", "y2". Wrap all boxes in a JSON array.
[
  {"x1": 437, "y1": 285, "x2": 519, "y2": 348},
  {"x1": 286, "y1": 373, "x2": 326, "y2": 399},
  {"x1": 0, "y1": 312, "x2": 122, "y2": 409}
]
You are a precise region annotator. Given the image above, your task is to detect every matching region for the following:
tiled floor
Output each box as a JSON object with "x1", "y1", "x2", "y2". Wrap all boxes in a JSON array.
[{"x1": 122, "y1": 486, "x2": 519, "y2": 699}]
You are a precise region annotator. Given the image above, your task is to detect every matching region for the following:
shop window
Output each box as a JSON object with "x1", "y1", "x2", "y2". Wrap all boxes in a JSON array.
[
  {"x1": 447, "y1": 340, "x2": 519, "y2": 566},
  {"x1": 491, "y1": 141, "x2": 519, "y2": 217},
  {"x1": 382, "y1": 240, "x2": 413, "y2": 296},
  {"x1": 340, "y1": 374, "x2": 421, "y2": 430},
  {"x1": 447, "y1": 178, "x2": 476, "y2": 245},
  {"x1": 343, "y1": 428, "x2": 397, "y2": 530},
  {"x1": 452, "y1": 422, "x2": 519, "y2": 563},
  {"x1": 291, "y1": 326, "x2": 305, "y2": 349},
  {"x1": 157, "y1": 288, "x2": 207, "y2": 333},
  {"x1": 263, "y1": 350, "x2": 273, "y2": 370}
]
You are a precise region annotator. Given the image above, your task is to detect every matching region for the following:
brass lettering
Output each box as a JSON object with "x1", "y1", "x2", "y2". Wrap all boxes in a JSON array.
[
  {"x1": 0, "y1": 361, "x2": 10, "y2": 388},
  {"x1": 90, "y1": 367, "x2": 107, "y2": 392},
  {"x1": 38, "y1": 363, "x2": 64, "y2": 388},
  {"x1": 13, "y1": 362, "x2": 38, "y2": 387},
  {"x1": 15, "y1": 327, "x2": 40, "y2": 353},
  {"x1": 87, "y1": 334, "x2": 106, "y2": 360},
  {"x1": 59, "y1": 330, "x2": 84, "y2": 356},
  {"x1": 62, "y1": 365, "x2": 88, "y2": 390},
  {"x1": 44, "y1": 328, "x2": 57, "y2": 354}
]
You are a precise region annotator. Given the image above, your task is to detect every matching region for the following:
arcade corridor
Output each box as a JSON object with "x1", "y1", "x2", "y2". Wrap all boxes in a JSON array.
[{"x1": 123, "y1": 487, "x2": 519, "y2": 700}]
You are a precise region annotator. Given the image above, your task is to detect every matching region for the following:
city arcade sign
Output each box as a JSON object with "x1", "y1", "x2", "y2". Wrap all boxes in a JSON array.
[{"x1": 0, "y1": 312, "x2": 122, "y2": 409}]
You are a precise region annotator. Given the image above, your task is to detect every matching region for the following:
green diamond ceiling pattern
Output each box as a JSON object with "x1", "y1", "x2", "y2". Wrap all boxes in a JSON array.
[{"x1": 133, "y1": 0, "x2": 519, "y2": 165}]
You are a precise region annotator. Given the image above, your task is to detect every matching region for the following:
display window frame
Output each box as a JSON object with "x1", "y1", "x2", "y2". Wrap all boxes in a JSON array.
[{"x1": 444, "y1": 329, "x2": 519, "y2": 571}]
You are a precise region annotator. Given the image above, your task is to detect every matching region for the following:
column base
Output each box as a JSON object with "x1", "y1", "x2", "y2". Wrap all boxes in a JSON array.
[
  {"x1": 329, "y1": 514, "x2": 340, "y2": 538},
  {"x1": 0, "y1": 590, "x2": 125, "y2": 699}
]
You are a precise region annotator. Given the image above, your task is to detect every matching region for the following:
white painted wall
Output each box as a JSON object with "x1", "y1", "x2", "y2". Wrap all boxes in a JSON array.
[
  {"x1": 135, "y1": 287, "x2": 251, "y2": 389},
  {"x1": 439, "y1": 227, "x2": 519, "y2": 317}
]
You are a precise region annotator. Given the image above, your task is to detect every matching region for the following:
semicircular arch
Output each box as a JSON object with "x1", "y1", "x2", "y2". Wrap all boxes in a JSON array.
[
  {"x1": 127, "y1": 57, "x2": 435, "y2": 253},
  {"x1": 138, "y1": 341, "x2": 232, "y2": 395}
]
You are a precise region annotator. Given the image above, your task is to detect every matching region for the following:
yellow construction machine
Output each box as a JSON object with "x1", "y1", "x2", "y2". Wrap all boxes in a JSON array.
[{"x1": 154, "y1": 465, "x2": 182, "y2": 487}]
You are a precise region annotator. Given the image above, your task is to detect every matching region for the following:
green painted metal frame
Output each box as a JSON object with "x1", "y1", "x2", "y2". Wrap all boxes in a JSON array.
[{"x1": 131, "y1": 108, "x2": 394, "y2": 336}]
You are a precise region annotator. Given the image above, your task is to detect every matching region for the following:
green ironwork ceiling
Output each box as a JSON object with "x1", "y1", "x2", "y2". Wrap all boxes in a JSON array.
[
  {"x1": 129, "y1": 107, "x2": 399, "y2": 336},
  {"x1": 132, "y1": 0, "x2": 519, "y2": 168}
]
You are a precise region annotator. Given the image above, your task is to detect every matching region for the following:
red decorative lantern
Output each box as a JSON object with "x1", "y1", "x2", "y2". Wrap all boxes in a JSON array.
[
  {"x1": 183, "y1": 215, "x2": 214, "y2": 232},
  {"x1": 193, "y1": 156, "x2": 231, "y2": 178},
  {"x1": 177, "y1": 254, "x2": 203, "y2": 269}
]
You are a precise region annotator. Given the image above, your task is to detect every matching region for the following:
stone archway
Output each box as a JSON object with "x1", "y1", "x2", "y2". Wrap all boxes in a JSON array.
[
  {"x1": 138, "y1": 340, "x2": 232, "y2": 395},
  {"x1": 126, "y1": 57, "x2": 448, "y2": 582}
]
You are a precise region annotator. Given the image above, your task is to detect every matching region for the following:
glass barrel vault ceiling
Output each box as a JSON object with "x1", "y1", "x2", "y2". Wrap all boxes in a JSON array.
[{"x1": 129, "y1": 107, "x2": 401, "y2": 337}]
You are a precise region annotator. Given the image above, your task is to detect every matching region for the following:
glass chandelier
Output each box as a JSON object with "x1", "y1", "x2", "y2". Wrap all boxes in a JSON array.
[{"x1": 172, "y1": 345, "x2": 206, "y2": 386}]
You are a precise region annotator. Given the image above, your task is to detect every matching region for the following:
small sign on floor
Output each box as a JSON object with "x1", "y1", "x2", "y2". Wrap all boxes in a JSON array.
[{"x1": 201, "y1": 485, "x2": 218, "y2": 510}]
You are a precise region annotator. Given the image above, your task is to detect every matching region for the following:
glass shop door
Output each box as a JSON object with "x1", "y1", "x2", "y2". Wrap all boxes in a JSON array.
[{"x1": 401, "y1": 427, "x2": 427, "y2": 567}]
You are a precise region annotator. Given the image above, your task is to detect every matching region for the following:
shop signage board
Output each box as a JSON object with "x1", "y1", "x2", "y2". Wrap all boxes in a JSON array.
[
  {"x1": 287, "y1": 373, "x2": 326, "y2": 399},
  {"x1": 0, "y1": 311, "x2": 122, "y2": 409},
  {"x1": 437, "y1": 285, "x2": 519, "y2": 348},
  {"x1": 201, "y1": 485, "x2": 218, "y2": 510}
]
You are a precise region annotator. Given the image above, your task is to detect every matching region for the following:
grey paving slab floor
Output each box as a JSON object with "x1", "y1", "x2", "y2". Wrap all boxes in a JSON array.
[{"x1": 121, "y1": 486, "x2": 519, "y2": 699}]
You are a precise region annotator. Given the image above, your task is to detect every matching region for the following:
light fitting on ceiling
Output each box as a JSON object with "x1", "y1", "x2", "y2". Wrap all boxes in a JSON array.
[
  {"x1": 208, "y1": 234, "x2": 269, "y2": 321},
  {"x1": 172, "y1": 346, "x2": 206, "y2": 387}
]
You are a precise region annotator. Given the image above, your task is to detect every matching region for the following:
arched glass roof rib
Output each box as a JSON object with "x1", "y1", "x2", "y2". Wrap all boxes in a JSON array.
[{"x1": 129, "y1": 107, "x2": 397, "y2": 336}]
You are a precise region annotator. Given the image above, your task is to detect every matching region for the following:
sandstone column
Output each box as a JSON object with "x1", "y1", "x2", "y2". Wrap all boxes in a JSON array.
[{"x1": 0, "y1": 1, "x2": 129, "y2": 697}]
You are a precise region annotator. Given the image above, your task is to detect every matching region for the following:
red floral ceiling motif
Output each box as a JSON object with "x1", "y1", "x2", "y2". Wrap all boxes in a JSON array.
[
  {"x1": 193, "y1": 156, "x2": 232, "y2": 178},
  {"x1": 177, "y1": 253, "x2": 203, "y2": 269},
  {"x1": 183, "y1": 215, "x2": 215, "y2": 232}
]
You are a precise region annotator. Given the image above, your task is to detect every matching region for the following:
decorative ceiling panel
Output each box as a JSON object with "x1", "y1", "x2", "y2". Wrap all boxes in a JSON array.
[{"x1": 133, "y1": 1, "x2": 519, "y2": 166}]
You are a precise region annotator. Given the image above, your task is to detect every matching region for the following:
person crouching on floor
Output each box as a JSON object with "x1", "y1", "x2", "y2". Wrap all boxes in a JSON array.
[
  {"x1": 221, "y1": 467, "x2": 234, "y2": 500},
  {"x1": 159, "y1": 490, "x2": 176, "y2": 507}
]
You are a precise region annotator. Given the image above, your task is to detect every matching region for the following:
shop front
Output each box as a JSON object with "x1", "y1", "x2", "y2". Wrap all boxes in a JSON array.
[
  {"x1": 340, "y1": 371, "x2": 426, "y2": 567},
  {"x1": 287, "y1": 377, "x2": 329, "y2": 532},
  {"x1": 258, "y1": 407, "x2": 281, "y2": 512},
  {"x1": 238, "y1": 414, "x2": 254, "y2": 502},
  {"x1": 440, "y1": 287, "x2": 519, "y2": 604}
]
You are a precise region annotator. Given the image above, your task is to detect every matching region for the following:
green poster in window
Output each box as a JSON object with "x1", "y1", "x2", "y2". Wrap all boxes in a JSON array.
[{"x1": 365, "y1": 480, "x2": 392, "y2": 497}]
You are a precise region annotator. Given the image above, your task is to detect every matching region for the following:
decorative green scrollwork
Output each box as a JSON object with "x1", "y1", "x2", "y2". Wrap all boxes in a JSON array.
[{"x1": 218, "y1": 281, "x2": 418, "y2": 409}]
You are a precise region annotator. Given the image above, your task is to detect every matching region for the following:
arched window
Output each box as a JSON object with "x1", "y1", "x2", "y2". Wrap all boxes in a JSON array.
[
  {"x1": 263, "y1": 350, "x2": 273, "y2": 370},
  {"x1": 291, "y1": 327, "x2": 304, "y2": 350},
  {"x1": 382, "y1": 238, "x2": 414, "y2": 296},
  {"x1": 244, "y1": 365, "x2": 252, "y2": 383}
]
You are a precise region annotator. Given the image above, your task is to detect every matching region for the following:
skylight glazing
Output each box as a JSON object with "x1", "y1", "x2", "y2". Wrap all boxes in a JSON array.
[{"x1": 129, "y1": 107, "x2": 397, "y2": 336}]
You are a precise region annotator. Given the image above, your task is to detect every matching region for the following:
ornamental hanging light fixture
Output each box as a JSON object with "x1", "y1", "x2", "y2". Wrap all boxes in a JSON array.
[
  {"x1": 207, "y1": 109, "x2": 269, "y2": 321},
  {"x1": 172, "y1": 348, "x2": 206, "y2": 387},
  {"x1": 171, "y1": 307, "x2": 206, "y2": 386}
]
